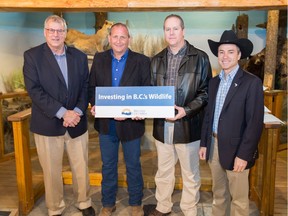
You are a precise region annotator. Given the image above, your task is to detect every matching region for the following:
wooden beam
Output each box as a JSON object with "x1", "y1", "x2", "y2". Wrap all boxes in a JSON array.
[
  {"x1": 0, "y1": 0, "x2": 286, "y2": 12},
  {"x1": 263, "y1": 10, "x2": 280, "y2": 89}
]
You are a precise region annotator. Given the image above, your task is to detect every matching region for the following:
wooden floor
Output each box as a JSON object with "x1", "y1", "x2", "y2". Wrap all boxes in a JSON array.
[{"x1": 0, "y1": 139, "x2": 287, "y2": 215}]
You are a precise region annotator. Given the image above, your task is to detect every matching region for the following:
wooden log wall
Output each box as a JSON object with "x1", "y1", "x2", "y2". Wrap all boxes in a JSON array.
[{"x1": 0, "y1": 0, "x2": 286, "y2": 12}]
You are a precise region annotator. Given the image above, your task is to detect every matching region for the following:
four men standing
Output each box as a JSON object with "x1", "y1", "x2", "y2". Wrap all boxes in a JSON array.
[{"x1": 23, "y1": 14, "x2": 264, "y2": 216}]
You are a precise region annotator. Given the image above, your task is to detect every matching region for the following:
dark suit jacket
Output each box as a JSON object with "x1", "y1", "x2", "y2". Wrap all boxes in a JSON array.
[
  {"x1": 89, "y1": 49, "x2": 151, "y2": 142},
  {"x1": 23, "y1": 43, "x2": 89, "y2": 138},
  {"x1": 200, "y1": 68, "x2": 264, "y2": 170}
]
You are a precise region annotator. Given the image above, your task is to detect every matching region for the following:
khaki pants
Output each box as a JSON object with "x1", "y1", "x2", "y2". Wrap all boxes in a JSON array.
[
  {"x1": 154, "y1": 139, "x2": 200, "y2": 216},
  {"x1": 209, "y1": 137, "x2": 249, "y2": 216},
  {"x1": 34, "y1": 131, "x2": 91, "y2": 216}
]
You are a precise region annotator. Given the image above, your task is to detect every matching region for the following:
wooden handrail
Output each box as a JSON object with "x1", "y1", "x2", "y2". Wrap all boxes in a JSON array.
[
  {"x1": 0, "y1": 91, "x2": 28, "y2": 99},
  {"x1": 265, "y1": 122, "x2": 282, "y2": 129},
  {"x1": 7, "y1": 108, "x2": 31, "y2": 122}
]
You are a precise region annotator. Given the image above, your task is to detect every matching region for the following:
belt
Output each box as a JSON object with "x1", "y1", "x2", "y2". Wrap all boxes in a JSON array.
[{"x1": 212, "y1": 132, "x2": 218, "y2": 138}]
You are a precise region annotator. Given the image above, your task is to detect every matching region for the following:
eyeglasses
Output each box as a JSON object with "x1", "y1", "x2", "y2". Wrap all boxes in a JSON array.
[{"x1": 45, "y1": 28, "x2": 66, "y2": 35}]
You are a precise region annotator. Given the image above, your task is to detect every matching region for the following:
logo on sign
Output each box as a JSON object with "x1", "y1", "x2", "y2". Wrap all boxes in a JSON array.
[{"x1": 121, "y1": 108, "x2": 132, "y2": 116}]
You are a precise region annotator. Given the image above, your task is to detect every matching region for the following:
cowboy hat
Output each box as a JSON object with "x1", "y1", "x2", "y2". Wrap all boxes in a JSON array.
[{"x1": 208, "y1": 30, "x2": 253, "y2": 59}]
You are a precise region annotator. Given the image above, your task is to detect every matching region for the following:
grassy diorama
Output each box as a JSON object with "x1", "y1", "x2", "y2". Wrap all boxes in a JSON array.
[
  {"x1": 1, "y1": 69, "x2": 31, "y2": 154},
  {"x1": 129, "y1": 34, "x2": 167, "y2": 58},
  {"x1": 2, "y1": 69, "x2": 25, "y2": 93}
]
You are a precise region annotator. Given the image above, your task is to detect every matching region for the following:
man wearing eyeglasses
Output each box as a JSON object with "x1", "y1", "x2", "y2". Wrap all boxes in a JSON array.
[{"x1": 23, "y1": 15, "x2": 95, "y2": 216}]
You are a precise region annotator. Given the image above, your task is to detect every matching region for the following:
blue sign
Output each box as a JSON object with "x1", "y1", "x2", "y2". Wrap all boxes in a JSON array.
[{"x1": 95, "y1": 86, "x2": 174, "y2": 118}]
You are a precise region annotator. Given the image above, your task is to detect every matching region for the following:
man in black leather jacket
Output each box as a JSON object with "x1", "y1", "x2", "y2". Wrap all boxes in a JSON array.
[{"x1": 144, "y1": 14, "x2": 212, "y2": 216}]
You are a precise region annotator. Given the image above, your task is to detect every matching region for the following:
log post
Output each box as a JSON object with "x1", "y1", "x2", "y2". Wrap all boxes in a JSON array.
[
  {"x1": 236, "y1": 13, "x2": 249, "y2": 67},
  {"x1": 263, "y1": 10, "x2": 279, "y2": 89},
  {"x1": 8, "y1": 108, "x2": 34, "y2": 215},
  {"x1": 94, "y1": 12, "x2": 108, "y2": 33},
  {"x1": 236, "y1": 13, "x2": 248, "y2": 38}
]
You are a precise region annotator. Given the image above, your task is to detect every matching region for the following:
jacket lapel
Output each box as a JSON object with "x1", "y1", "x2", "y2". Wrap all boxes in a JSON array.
[
  {"x1": 221, "y1": 68, "x2": 243, "y2": 111},
  {"x1": 119, "y1": 50, "x2": 134, "y2": 85},
  {"x1": 66, "y1": 48, "x2": 75, "y2": 90},
  {"x1": 43, "y1": 44, "x2": 67, "y2": 88},
  {"x1": 103, "y1": 51, "x2": 113, "y2": 86},
  {"x1": 210, "y1": 76, "x2": 221, "y2": 111}
]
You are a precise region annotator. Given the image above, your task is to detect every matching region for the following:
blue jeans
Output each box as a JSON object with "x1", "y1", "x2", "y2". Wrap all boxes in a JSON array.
[{"x1": 99, "y1": 133, "x2": 144, "y2": 207}]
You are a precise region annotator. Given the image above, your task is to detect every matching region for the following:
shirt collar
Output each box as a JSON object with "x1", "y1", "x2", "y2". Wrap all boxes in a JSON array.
[
  {"x1": 167, "y1": 41, "x2": 187, "y2": 56},
  {"x1": 219, "y1": 64, "x2": 239, "y2": 81},
  {"x1": 53, "y1": 45, "x2": 66, "y2": 57},
  {"x1": 110, "y1": 49, "x2": 129, "y2": 60}
]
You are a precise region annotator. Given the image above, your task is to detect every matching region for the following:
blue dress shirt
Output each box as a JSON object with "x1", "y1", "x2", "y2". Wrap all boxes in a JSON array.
[{"x1": 213, "y1": 65, "x2": 239, "y2": 133}]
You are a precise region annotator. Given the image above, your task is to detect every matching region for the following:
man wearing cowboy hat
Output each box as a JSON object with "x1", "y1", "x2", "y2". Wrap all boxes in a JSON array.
[{"x1": 199, "y1": 30, "x2": 264, "y2": 216}]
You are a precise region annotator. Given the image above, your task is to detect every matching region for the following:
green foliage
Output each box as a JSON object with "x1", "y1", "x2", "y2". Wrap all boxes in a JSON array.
[{"x1": 2, "y1": 69, "x2": 25, "y2": 92}]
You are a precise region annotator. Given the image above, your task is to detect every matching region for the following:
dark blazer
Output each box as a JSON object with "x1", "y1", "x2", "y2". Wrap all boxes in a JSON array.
[
  {"x1": 23, "y1": 43, "x2": 89, "y2": 138},
  {"x1": 89, "y1": 49, "x2": 151, "y2": 142},
  {"x1": 200, "y1": 68, "x2": 264, "y2": 170}
]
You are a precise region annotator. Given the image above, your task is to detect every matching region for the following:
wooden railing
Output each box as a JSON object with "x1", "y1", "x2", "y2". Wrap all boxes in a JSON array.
[
  {"x1": 250, "y1": 89, "x2": 287, "y2": 216},
  {"x1": 7, "y1": 108, "x2": 35, "y2": 215},
  {"x1": 263, "y1": 90, "x2": 286, "y2": 151},
  {"x1": 249, "y1": 123, "x2": 282, "y2": 216}
]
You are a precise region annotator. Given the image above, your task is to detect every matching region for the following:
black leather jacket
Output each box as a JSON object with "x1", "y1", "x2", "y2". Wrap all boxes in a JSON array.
[{"x1": 151, "y1": 41, "x2": 212, "y2": 144}]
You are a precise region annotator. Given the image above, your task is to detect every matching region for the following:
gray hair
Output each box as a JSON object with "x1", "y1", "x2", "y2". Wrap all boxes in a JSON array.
[{"x1": 44, "y1": 15, "x2": 67, "y2": 30}]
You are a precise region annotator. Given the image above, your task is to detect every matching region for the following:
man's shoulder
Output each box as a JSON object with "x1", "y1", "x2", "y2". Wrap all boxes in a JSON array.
[
  {"x1": 93, "y1": 49, "x2": 110, "y2": 58},
  {"x1": 186, "y1": 42, "x2": 209, "y2": 58},
  {"x1": 128, "y1": 49, "x2": 150, "y2": 61},
  {"x1": 66, "y1": 46, "x2": 87, "y2": 57},
  {"x1": 209, "y1": 75, "x2": 220, "y2": 85},
  {"x1": 155, "y1": 48, "x2": 167, "y2": 57},
  {"x1": 25, "y1": 43, "x2": 45, "y2": 55},
  {"x1": 150, "y1": 48, "x2": 166, "y2": 62},
  {"x1": 240, "y1": 68, "x2": 262, "y2": 83}
]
